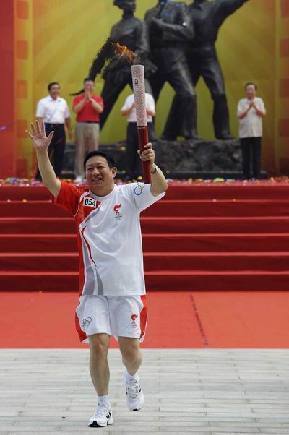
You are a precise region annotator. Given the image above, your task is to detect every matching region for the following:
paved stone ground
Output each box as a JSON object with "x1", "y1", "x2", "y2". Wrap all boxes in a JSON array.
[{"x1": 1, "y1": 349, "x2": 289, "y2": 434}]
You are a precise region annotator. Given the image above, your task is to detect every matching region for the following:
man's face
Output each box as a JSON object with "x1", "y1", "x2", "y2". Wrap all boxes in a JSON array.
[
  {"x1": 245, "y1": 85, "x2": 256, "y2": 99},
  {"x1": 84, "y1": 81, "x2": 94, "y2": 93},
  {"x1": 113, "y1": 0, "x2": 136, "y2": 12},
  {"x1": 49, "y1": 84, "x2": 61, "y2": 99},
  {"x1": 85, "y1": 156, "x2": 116, "y2": 194}
]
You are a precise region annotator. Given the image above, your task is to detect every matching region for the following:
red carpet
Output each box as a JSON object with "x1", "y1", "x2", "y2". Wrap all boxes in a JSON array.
[{"x1": 1, "y1": 291, "x2": 289, "y2": 348}]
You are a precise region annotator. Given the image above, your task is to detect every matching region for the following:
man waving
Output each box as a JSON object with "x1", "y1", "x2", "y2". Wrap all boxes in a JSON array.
[{"x1": 28, "y1": 120, "x2": 168, "y2": 428}]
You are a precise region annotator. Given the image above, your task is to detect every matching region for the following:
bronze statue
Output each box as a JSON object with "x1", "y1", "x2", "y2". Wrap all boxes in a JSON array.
[
  {"x1": 87, "y1": 0, "x2": 154, "y2": 129},
  {"x1": 145, "y1": 0, "x2": 198, "y2": 140},
  {"x1": 167, "y1": 0, "x2": 249, "y2": 140}
]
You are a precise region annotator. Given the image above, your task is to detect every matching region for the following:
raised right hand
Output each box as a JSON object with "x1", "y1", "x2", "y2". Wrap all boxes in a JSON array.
[{"x1": 27, "y1": 120, "x2": 53, "y2": 151}]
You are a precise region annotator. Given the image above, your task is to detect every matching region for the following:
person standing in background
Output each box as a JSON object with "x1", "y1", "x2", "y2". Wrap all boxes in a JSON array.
[
  {"x1": 237, "y1": 82, "x2": 266, "y2": 180},
  {"x1": 35, "y1": 81, "x2": 71, "y2": 178},
  {"x1": 121, "y1": 92, "x2": 155, "y2": 180},
  {"x1": 73, "y1": 78, "x2": 104, "y2": 182}
]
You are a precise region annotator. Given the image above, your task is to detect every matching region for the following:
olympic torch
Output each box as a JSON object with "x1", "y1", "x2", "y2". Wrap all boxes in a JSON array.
[{"x1": 131, "y1": 65, "x2": 151, "y2": 184}]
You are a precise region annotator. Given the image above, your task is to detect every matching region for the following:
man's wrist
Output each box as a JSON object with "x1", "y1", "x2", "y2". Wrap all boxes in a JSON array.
[
  {"x1": 150, "y1": 163, "x2": 158, "y2": 174},
  {"x1": 36, "y1": 148, "x2": 49, "y2": 158}
]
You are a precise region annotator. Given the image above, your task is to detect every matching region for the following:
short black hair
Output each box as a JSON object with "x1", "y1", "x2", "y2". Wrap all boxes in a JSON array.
[
  {"x1": 83, "y1": 77, "x2": 94, "y2": 84},
  {"x1": 84, "y1": 151, "x2": 116, "y2": 169},
  {"x1": 48, "y1": 82, "x2": 60, "y2": 91},
  {"x1": 245, "y1": 82, "x2": 257, "y2": 90}
]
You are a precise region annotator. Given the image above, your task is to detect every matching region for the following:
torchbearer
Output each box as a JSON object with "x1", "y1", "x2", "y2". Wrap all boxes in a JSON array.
[{"x1": 27, "y1": 113, "x2": 167, "y2": 428}]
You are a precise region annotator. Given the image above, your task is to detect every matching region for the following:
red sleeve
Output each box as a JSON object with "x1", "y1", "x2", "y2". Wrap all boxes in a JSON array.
[
  {"x1": 55, "y1": 181, "x2": 82, "y2": 215},
  {"x1": 72, "y1": 95, "x2": 81, "y2": 107},
  {"x1": 94, "y1": 96, "x2": 103, "y2": 106}
]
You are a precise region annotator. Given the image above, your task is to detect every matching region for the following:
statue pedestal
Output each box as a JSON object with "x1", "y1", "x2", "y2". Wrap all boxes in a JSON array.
[
  {"x1": 62, "y1": 138, "x2": 267, "y2": 180},
  {"x1": 153, "y1": 138, "x2": 241, "y2": 174}
]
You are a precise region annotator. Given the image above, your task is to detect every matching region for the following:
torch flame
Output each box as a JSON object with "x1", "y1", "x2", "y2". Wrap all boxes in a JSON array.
[{"x1": 113, "y1": 42, "x2": 137, "y2": 64}]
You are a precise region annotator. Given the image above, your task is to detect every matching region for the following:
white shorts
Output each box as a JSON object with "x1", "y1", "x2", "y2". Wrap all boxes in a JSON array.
[{"x1": 75, "y1": 295, "x2": 147, "y2": 344}]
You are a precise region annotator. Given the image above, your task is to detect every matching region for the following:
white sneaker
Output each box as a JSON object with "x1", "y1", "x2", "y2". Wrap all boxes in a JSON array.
[
  {"x1": 88, "y1": 404, "x2": 113, "y2": 427},
  {"x1": 125, "y1": 374, "x2": 144, "y2": 411}
]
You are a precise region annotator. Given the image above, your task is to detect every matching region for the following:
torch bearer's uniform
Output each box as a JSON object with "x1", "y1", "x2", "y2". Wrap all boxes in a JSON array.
[{"x1": 55, "y1": 181, "x2": 164, "y2": 343}]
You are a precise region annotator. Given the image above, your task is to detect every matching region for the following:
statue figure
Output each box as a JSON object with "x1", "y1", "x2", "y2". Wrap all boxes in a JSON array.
[
  {"x1": 87, "y1": 0, "x2": 154, "y2": 129},
  {"x1": 145, "y1": 0, "x2": 198, "y2": 140},
  {"x1": 166, "y1": 0, "x2": 249, "y2": 140}
]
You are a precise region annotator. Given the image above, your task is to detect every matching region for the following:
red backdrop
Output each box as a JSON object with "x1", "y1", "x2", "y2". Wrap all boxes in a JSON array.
[{"x1": 0, "y1": 1, "x2": 15, "y2": 178}]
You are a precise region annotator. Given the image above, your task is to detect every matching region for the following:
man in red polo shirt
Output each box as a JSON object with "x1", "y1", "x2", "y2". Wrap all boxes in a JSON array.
[{"x1": 73, "y1": 78, "x2": 104, "y2": 182}]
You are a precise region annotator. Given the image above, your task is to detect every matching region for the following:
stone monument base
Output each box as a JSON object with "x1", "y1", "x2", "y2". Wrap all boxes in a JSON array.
[{"x1": 62, "y1": 138, "x2": 267, "y2": 179}]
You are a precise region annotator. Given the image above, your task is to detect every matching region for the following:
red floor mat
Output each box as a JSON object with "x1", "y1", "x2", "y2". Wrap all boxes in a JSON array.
[{"x1": 1, "y1": 291, "x2": 289, "y2": 348}]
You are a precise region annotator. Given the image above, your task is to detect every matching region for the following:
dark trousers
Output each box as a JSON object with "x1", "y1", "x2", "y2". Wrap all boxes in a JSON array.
[
  {"x1": 35, "y1": 124, "x2": 66, "y2": 179},
  {"x1": 167, "y1": 48, "x2": 231, "y2": 139},
  {"x1": 189, "y1": 49, "x2": 230, "y2": 139},
  {"x1": 149, "y1": 65, "x2": 196, "y2": 140},
  {"x1": 100, "y1": 71, "x2": 132, "y2": 129},
  {"x1": 240, "y1": 137, "x2": 262, "y2": 179},
  {"x1": 126, "y1": 122, "x2": 153, "y2": 178}
]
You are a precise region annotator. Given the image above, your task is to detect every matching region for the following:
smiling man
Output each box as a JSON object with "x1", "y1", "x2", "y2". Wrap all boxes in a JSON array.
[{"x1": 28, "y1": 120, "x2": 168, "y2": 428}]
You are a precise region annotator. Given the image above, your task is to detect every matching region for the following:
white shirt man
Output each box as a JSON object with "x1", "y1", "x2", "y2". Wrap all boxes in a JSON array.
[
  {"x1": 28, "y1": 113, "x2": 168, "y2": 427},
  {"x1": 237, "y1": 83, "x2": 266, "y2": 179},
  {"x1": 121, "y1": 93, "x2": 155, "y2": 123},
  {"x1": 121, "y1": 93, "x2": 156, "y2": 179},
  {"x1": 35, "y1": 82, "x2": 71, "y2": 178},
  {"x1": 237, "y1": 97, "x2": 265, "y2": 138},
  {"x1": 36, "y1": 95, "x2": 70, "y2": 124}
]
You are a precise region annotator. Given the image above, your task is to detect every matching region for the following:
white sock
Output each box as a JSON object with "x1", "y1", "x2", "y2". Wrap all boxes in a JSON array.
[
  {"x1": 125, "y1": 370, "x2": 138, "y2": 382},
  {"x1": 98, "y1": 395, "x2": 110, "y2": 408}
]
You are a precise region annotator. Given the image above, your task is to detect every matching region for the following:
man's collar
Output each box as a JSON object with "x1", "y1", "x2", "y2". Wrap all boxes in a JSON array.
[{"x1": 48, "y1": 95, "x2": 60, "y2": 101}]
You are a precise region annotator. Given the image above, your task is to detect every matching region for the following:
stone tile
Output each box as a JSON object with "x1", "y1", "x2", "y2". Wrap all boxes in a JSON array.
[{"x1": 1, "y1": 349, "x2": 289, "y2": 434}]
